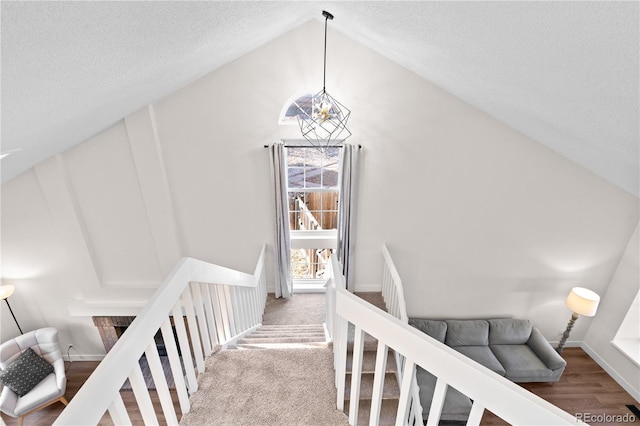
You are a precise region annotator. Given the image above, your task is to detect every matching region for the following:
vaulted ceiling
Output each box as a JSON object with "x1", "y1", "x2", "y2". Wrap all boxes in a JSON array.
[{"x1": 2, "y1": 1, "x2": 638, "y2": 195}]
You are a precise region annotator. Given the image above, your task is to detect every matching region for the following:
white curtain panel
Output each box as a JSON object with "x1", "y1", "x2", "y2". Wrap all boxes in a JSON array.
[
  {"x1": 337, "y1": 144, "x2": 360, "y2": 291},
  {"x1": 268, "y1": 143, "x2": 293, "y2": 299}
]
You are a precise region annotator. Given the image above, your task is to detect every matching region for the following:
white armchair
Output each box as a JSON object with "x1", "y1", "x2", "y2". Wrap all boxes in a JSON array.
[{"x1": 0, "y1": 328, "x2": 67, "y2": 426}]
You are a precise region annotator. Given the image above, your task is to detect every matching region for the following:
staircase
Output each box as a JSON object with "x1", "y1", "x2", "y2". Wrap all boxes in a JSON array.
[
  {"x1": 229, "y1": 292, "x2": 403, "y2": 424},
  {"x1": 232, "y1": 324, "x2": 328, "y2": 349},
  {"x1": 343, "y1": 292, "x2": 402, "y2": 425},
  {"x1": 345, "y1": 331, "x2": 401, "y2": 425}
]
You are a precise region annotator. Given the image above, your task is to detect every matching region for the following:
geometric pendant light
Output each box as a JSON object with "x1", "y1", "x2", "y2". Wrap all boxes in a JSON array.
[{"x1": 297, "y1": 11, "x2": 352, "y2": 148}]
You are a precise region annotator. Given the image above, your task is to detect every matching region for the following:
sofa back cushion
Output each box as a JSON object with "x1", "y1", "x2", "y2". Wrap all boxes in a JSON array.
[
  {"x1": 409, "y1": 319, "x2": 447, "y2": 343},
  {"x1": 445, "y1": 320, "x2": 489, "y2": 346},
  {"x1": 488, "y1": 319, "x2": 532, "y2": 345}
]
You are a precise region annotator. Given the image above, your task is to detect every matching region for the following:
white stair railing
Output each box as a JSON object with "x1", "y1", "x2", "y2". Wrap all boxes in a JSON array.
[
  {"x1": 328, "y1": 252, "x2": 581, "y2": 426},
  {"x1": 54, "y1": 245, "x2": 267, "y2": 426},
  {"x1": 380, "y1": 244, "x2": 423, "y2": 424},
  {"x1": 381, "y1": 243, "x2": 409, "y2": 323}
]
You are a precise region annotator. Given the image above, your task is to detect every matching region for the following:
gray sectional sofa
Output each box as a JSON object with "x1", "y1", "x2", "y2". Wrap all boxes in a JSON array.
[{"x1": 408, "y1": 318, "x2": 566, "y2": 422}]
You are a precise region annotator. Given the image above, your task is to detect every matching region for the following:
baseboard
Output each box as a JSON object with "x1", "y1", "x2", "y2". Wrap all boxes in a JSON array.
[
  {"x1": 548, "y1": 339, "x2": 581, "y2": 348},
  {"x1": 323, "y1": 322, "x2": 331, "y2": 343},
  {"x1": 219, "y1": 324, "x2": 262, "y2": 350},
  {"x1": 353, "y1": 283, "x2": 382, "y2": 292},
  {"x1": 581, "y1": 342, "x2": 640, "y2": 403},
  {"x1": 63, "y1": 354, "x2": 105, "y2": 362}
]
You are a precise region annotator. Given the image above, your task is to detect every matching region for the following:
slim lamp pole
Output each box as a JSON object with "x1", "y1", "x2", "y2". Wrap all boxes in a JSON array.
[
  {"x1": 556, "y1": 312, "x2": 578, "y2": 354},
  {"x1": 4, "y1": 298, "x2": 24, "y2": 335},
  {"x1": 0, "y1": 284, "x2": 23, "y2": 335}
]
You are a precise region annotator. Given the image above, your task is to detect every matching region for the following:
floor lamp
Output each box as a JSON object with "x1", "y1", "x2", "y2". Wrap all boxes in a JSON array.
[
  {"x1": 0, "y1": 284, "x2": 24, "y2": 335},
  {"x1": 556, "y1": 287, "x2": 600, "y2": 354}
]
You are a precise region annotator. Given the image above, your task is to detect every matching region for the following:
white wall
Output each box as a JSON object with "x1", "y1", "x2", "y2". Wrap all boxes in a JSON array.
[
  {"x1": 1, "y1": 19, "x2": 638, "y2": 375},
  {"x1": 584, "y1": 224, "x2": 640, "y2": 400},
  {"x1": 341, "y1": 27, "x2": 638, "y2": 344}
]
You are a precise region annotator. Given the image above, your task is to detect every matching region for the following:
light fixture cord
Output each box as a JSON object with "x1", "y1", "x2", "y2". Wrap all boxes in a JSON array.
[{"x1": 323, "y1": 13, "x2": 328, "y2": 93}]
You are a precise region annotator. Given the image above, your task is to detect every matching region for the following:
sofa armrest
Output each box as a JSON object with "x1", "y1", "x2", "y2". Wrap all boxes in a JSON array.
[{"x1": 527, "y1": 328, "x2": 566, "y2": 370}]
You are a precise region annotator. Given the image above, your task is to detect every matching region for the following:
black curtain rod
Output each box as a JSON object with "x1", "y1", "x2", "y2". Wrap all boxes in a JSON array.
[{"x1": 263, "y1": 144, "x2": 362, "y2": 149}]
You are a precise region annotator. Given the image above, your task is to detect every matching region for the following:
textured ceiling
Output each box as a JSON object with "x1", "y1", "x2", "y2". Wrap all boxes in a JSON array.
[{"x1": 2, "y1": 1, "x2": 638, "y2": 195}]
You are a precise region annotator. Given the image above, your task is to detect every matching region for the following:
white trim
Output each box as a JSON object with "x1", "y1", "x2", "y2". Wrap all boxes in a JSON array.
[
  {"x1": 548, "y1": 340, "x2": 581, "y2": 348},
  {"x1": 125, "y1": 105, "x2": 183, "y2": 277},
  {"x1": 582, "y1": 342, "x2": 640, "y2": 403},
  {"x1": 68, "y1": 300, "x2": 147, "y2": 316},
  {"x1": 293, "y1": 286, "x2": 326, "y2": 294},
  {"x1": 219, "y1": 324, "x2": 262, "y2": 350},
  {"x1": 290, "y1": 230, "x2": 337, "y2": 249},
  {"x1": 352, "y1": 283, "x2": 383, "y2": 292},
  {"x1": 611, "y1": 339, "x2": 640, "y2": 368},
  {"x1": 293, "y1": 278, "x2": 327, "y2": 293},
  {"x1": 289, "y1": 187, "x2": 339, "y2": 194},
  {"x1": 63, "y1": 354, "x2": 106, "y2": 362},
  {"x1": 102, "y1": 281, "x2": 161, "y2": 289}
]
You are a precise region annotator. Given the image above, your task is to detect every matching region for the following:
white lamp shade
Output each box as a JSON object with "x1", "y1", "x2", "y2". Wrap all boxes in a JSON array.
[
  {"x1": 0, "y1": 284, "x2": 15, "y2": 300},
  {"x1": 565, "y1": 287, "x2": 600, "y2": 317}
]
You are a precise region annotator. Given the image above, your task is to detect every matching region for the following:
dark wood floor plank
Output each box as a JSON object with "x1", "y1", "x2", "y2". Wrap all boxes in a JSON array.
[{"x1": 481, "y1": 348, "x2": 638, "y2": 425}]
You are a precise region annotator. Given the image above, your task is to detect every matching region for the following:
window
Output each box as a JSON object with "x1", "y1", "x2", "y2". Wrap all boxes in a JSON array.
[
  {"x1": 287, "y1": 147, "x2": 339, "y2": 230},
  {"x1": 285, "y1": 146, "x2": 340, "y2": 281},
  {"x1": 279, "y1": 93, "x2": 313, "y2": 125}
]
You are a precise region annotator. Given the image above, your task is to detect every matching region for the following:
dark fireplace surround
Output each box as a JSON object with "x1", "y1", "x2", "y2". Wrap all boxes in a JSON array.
[
  {"x1": 92, "y1": 316, "x2": 181, "y2": 389},
  {"x1": 92, "y1": 316, "x2": 172, "y2": 356}
]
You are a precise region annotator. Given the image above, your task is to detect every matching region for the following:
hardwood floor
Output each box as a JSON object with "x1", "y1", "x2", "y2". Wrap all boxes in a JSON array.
[
  {"x1": 481, "y1": 348, "x2": 639, "y2": 425},
  {"x1": 1, "y1": 348, "x2": 637, "y2": 425}
]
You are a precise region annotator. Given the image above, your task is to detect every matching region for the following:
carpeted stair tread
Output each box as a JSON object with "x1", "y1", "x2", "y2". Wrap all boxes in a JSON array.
[
  {"x1": 354, "y1": 292, "x2": 388, "y2": 311},
  {"x1": 242, "y1": 335, "x2": 326, "y2": 341},
  {"x1": 251, "y1": 330, "x2": 326, "y2": 336},
  {"x1": 346, "y1": 349, "x2": 398, "y2": 374},
  {"x1": 232, "y1": 323, "x2": 327, "y2": 349},
  {"x1": 255, "y1": 325, "x2": 324, "y2": 333},
  {"x1": 235, "y1": 341, "x2": 329, "y2": 350},
  {"x1": 344, "y1": 372, "x2": 400, "y2": 400},
  {"x1": 346, "y1": 323, "x2": 379, "y2": 351},
  {"x1": 245, "y1": 328, "x2": 324, "y2": 334},
  {"x1": 260, "y1": 323, "x2": 324, "y2": 329},
  {"x1": 239, "y1": 336, "x2": 327, "y2": 344},
  {"x1": 344, "y1": 398, "x2": 399, "y2": 426}
]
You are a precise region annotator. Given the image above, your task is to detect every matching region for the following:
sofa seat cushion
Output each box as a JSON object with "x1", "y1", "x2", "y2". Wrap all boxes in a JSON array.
[
  {"x1": 488, "y1": 319, "x2": 532, "y2": 345},
  {"x1": 409, "y1": 319, "x2": 447, "y2": 343},
  {"x1": 416, "y1": 367, "x2": 472, "y2": 421},
  {"x1": 453, "y1": 346, "x2": 506, "y2": 376},
  {"x1": 490, "y1": 345, "x2": 555, "y2": 381},
  {"x1": 445, "y1": 320, "x2": 489, "y2": 347},
  {"x1": 12, "y1": 374, "x2": 64, "y2": 416}
]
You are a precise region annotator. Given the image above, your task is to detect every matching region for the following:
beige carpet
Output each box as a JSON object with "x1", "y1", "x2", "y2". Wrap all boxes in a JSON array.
[
  {"x1": 262, "y1": 293, "x2": 326, "y2": 325},
  {"x1": 179, "y1": 293, "x2": 347, "y2": 425},
  {"x1": 179, "y1": 347, "x2": 348, "y2": 426}
]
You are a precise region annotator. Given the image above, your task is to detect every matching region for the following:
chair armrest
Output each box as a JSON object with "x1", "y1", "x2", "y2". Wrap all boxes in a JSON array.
[
  {"x1": 53, "y1": 358, "x2": 67, "y2": 392},
  {"x1": 527, "y1": 328, "x2": 566, "y2": 370},
  {"x1": 0, "y1": 386, "x2": 18, "y2": 417}
]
